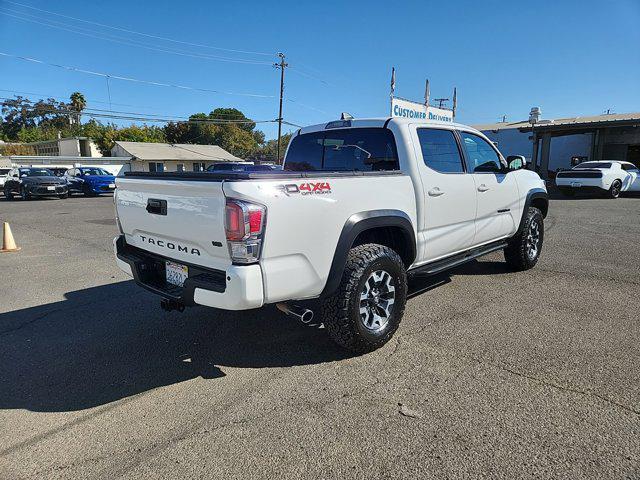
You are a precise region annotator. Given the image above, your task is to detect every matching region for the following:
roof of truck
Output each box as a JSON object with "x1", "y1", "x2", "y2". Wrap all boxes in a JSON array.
[{"x1": 298, "y1": 117, "x2": 481, "y2": 135}]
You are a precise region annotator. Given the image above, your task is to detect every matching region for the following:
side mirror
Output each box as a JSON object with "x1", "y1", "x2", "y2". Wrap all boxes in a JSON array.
[{"x1": 507, "y1": 155, "x2": 527, "y2": 170}]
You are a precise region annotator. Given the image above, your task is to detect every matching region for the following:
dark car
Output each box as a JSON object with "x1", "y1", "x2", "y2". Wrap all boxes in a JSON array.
[
  {"x1": 3, "y1": 167, "x2": 68, "y2": 200},
  {"x1": 206, "y1": 163, "x2": 282, "y2": 173},
  {"x1": 64, "y1": 167, "x2": 116, "y2": 196}
]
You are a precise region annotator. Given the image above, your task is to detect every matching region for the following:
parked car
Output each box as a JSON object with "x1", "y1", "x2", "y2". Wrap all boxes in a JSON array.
[
  {"x1": 4, "y1": 167, "x2": 68, "y2": 200},
  {"x1": 206, "y1": 162, "x2": 281, "y2": 173},
  {"x1": 555, "y1": 161, "x2": 640, "y2": 198},
  {"x1": 0, "y1": 168, "x2": 11, "y2": 192},
  {"x1": 113, "y1": 117, "x2": 548, "y2": 352},
  {"x1": 64, "y1": 167, "x2": 116, "y2": 196}
]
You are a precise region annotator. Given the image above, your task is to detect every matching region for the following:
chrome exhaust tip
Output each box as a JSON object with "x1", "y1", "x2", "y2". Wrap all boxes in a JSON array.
[{"x1": 276, "y1": 302, "x2": 314, "y2": 324}]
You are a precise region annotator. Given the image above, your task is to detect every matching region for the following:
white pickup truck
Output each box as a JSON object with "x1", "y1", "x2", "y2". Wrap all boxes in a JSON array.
[{"x1": 113, "y1": 117, "x2": 548, "y2": 352}]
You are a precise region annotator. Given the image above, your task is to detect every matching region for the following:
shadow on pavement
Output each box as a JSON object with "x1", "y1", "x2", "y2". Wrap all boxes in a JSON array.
[
  {"x1": 1, "y1": 259, "x2": 505, "y2": 413},
  {"x1": 0, "y1": 280, "x2": 350, "y2": 413}
]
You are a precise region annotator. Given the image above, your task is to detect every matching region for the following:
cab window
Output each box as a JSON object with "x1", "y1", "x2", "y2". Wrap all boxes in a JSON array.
[
  {"x1": 285, "y1": 128, "x2": 399, "y2": 172},
  {"x1": 417, "y1": 128, "x2": 464, "y2": 173},
  {"x1": 460, "y1": 132, "x2": 504, "y2": 173}
]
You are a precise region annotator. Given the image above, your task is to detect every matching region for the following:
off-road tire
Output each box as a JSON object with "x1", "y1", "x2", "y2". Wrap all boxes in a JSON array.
[
  {"x1": 607, "y1": 180, "x2": 622, "y2": 199},
  {"x1": 320, "y1": 243, "x2": 407, "y2": 353},
  {"x1": 4, "y1": 188, "x2": 13, "y2": 200},
  {"x1": 504, "y1": 207, "x2": 544, "y2": 271}
]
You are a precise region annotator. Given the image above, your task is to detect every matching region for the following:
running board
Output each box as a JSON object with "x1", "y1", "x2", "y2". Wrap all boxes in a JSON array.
[{"x1": 409, "y1": 241, "x2": 508, "y2": 276}]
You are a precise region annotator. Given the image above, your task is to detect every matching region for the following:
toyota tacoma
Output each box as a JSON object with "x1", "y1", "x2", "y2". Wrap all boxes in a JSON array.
[{"x1": 113, "y1": 117, "x2": 548, "y2": 352}]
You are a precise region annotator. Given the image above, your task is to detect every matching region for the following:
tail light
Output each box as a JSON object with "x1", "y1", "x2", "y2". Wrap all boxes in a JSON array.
[{"x1": 225, "y1": 199, "x2": 266, "y2": 264}]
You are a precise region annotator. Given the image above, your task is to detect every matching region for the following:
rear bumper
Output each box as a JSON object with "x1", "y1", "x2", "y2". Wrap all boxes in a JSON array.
[
  {"x1": 557, "y1": 185, "x2": 606, "y2": 194},
  {"x1": 555, "y1": 177, "x2": 606, "y2": 189},
  {"x1": 113, "y1": 236, "x2": 264, "y2": 310}
]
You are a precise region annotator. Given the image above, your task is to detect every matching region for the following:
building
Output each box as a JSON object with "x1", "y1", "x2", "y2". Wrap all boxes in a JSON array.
[
  {"x1": 0, "y1": 155, "x2": 131, "y2": 175},
  {"x1": 110, "y1": 141, "x2": 243, "y2": 172},
  {"x1": 24, "y1": 137, "x2": 102, "y2": 157},
  {"x1": 475, "y1": 112, "x2": 640, "y2": 178}
]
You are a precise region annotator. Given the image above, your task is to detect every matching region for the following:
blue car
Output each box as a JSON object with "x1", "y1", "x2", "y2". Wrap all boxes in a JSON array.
[{"x1": 63, "y1": 167, "x2": 116, "y2": 196}]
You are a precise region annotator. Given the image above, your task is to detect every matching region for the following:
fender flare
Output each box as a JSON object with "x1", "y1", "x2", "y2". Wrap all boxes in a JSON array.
[
  {"x1": 321, "y1": 210, "x2": 416, "y2": 297},
  {"x1": 517, "y1": 188, "x2": 548, "y2": 235}
]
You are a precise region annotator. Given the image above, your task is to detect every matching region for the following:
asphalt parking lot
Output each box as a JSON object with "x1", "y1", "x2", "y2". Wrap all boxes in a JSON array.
[{"x1": 1, "y1": 193, "x2": 639, "y2": 479}]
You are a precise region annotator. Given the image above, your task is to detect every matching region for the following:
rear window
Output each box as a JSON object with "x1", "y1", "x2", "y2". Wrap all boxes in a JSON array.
[
  {"x1": 574, "y1": 162, "x2": 611, "y2": 169},
  {"x1": 284, "y1": 128, "x2": 399, "y2": 172}
]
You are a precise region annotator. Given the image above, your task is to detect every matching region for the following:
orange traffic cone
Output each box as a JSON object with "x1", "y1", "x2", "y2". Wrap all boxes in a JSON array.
[{"x1": 1, "y1": 222, "x2": 20, "y2": 253}]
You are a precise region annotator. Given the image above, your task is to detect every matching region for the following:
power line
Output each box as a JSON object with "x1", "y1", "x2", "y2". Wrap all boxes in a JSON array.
[
  {"x1": 0, "y1": 88, "x2": 151, "y2": 109},
  {"x1": 0, "y1": 90, "x2": 274, "y2": 119},
  {"x1": 4, "y1": 0, "x2": 276, "y2": 57},
  {"x1": 0, "y1": 51, "x2": 276, "y2": 98},
  {"x1": 1, "y1": 51, "x2": 329, "y2": 116},
  {"x1": 0, "y1": 96, "x2": 279, "y2": 125},
  {"x1": 0, "y1": 9, "x2": 273, "y2": 66}
]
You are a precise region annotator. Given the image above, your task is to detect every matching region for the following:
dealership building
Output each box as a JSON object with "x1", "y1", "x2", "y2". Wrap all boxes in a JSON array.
[{"x1": 475, "y1": 112, "x2": 640, "y2": 178}]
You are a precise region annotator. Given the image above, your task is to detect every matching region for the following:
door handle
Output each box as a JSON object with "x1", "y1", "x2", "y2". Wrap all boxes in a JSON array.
[
  {"x1": 477, "y1": 184, "x2": 490, "y2": 192},
  {"x1": 428, "y1": 188, "x2": 445, "y2": 197},
  {"x1": 146, "y1": 198, "x2": 167, "y2": 215}
]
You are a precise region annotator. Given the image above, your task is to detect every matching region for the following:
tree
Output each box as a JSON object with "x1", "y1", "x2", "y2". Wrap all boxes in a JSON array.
[
  {"x1": 69, "y1": 92, "x2": 86, "y2": 125},
  {"x1": 1, "y1": 96, "x2": 70, "y2": 139},
  {"x1": 162, "y1": 108, "x2": 263, "y2": 158},
  {"x1": 255, "y1": 132, "x2": 293, "y2": 161},
  {"x1": 209, "y1": 107, "x2": 255, "y2": 133}
]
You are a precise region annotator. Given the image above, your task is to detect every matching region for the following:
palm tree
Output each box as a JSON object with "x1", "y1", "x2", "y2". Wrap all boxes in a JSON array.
[{"x1": 69, "y1": 92, "x2": 86, "y2": 125}]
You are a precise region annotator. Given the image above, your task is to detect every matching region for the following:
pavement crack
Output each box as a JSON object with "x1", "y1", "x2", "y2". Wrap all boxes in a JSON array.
[
  {"x1": 470, "y1": 356, "x2": 640, "y2": 416},
  {"x1": 0, "y1": 308, "x2": 62, "y2": 336}
]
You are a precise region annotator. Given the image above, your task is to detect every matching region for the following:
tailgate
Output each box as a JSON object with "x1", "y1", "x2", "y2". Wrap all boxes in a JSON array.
[{"x1": 115, "y1": 177, "x2": 230, "y2": 269}]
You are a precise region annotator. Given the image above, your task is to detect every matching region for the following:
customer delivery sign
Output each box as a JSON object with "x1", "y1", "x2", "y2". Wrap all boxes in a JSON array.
[
  {"x1": 391, "y1": 97, "x2": 453, "y2": 122},
  {"x1": 389, "y1": 68, "x2": 456, "y2": 122}
]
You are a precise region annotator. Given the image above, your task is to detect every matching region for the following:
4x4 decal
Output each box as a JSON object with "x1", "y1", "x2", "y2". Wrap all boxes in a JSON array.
[{"x1": 277, "y1": 182, "x2": 332, "y2": 196}]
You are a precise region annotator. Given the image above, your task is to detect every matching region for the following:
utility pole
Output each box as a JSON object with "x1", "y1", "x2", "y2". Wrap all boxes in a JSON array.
[
  {"x1": 274, "y1": 52, "x2": 288, "y2": 163},
  {"x1": 433, "y1": 98, "x2": 449, "y2": 109}
]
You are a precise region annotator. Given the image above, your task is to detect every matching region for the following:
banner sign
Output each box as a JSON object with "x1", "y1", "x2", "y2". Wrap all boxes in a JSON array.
[{"x1": 391, "y1": 97, "x2": 453, "y2": 122}]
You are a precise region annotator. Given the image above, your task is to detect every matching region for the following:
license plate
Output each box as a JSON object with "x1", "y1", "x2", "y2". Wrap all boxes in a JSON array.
[
  {"x1": 166, "y1": 261, "x2": 188, "y2": 287},
  {"x1": 571, "y1": 182, "x2": 581, "y2": 188},
  {"x1": 108, "y1": 184, "x2": 115, "y2": 189},
  {"x1": 47, "y1": 186, "x2": 56, "y2": 191}
]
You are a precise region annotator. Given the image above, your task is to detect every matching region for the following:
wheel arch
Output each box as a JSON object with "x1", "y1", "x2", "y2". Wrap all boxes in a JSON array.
[
  {"x1": 321, "y1": 210, "x2": 416, "y2": 297},
  {"x1": 517, "y1": 188, "x2": 548, "y2": 235}
]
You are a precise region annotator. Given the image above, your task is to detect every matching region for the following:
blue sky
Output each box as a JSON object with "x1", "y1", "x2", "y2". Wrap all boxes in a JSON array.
[{"x1": 1, "y1": 0, "x2": 639, "y2": 139}]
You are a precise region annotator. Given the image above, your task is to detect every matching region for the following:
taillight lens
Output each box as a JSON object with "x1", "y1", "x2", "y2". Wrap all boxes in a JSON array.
[
  {"x1": 225, "y1": 201, "x2": 246, "y2": 241},
  {"x1": 225, "y1": 199, "x2": 266, "y2": 264}
]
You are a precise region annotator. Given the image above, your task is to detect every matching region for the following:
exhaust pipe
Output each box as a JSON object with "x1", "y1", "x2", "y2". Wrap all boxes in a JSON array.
[
  {"x1": 276, "y1": 303, "x2": 314, "y2": 324},
  {"x1": 160, "y1": 298, "x2": 185, "y2": 313}
]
